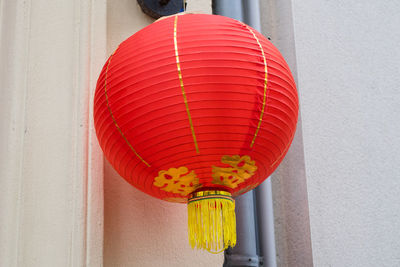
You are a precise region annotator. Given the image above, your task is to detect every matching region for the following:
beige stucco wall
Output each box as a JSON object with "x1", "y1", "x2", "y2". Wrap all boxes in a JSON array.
[
  {"x1": 103, "y1": 1, "x2": 223, "y2": 266},
  {"x1": 0, "y1": 0, "x2": 106, "y2": 266},
  {"x1": 291, "y1": 1, "x2": 400, "y2": 266}
]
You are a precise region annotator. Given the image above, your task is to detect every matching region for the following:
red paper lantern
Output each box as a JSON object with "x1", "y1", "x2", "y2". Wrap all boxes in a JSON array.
[{"x1": 94, "y1": 13, "x2": 298, "y2": 252}]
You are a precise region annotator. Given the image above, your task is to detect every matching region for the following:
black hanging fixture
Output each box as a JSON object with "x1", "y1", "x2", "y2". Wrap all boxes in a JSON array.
[{"x1": 137, "y1": 0, "x2": 186, "y2": 19}]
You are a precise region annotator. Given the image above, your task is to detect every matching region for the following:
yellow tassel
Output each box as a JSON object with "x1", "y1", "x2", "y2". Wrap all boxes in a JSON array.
[{"x1": 187, "y1": 190, "x2": 236, "y2": 253}]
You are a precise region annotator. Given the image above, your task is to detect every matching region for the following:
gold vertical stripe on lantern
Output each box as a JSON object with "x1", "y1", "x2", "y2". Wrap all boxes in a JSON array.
[
  {"x1": 104, "y1": 48, "x2": 151, "y2": 167},
  {"x1": 173, "y1": 15, "x2": 200, "y2": 154},
  {"x1": 244, "y1": 24, "x2": 268, "y2": 148}
]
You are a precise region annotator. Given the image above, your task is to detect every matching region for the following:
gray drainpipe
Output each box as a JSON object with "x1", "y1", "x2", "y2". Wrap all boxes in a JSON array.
[{"x1": 212, "y1": 1, "x2": 277, "y2": 267}]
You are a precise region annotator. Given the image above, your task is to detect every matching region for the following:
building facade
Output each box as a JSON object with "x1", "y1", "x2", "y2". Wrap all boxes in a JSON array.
[{"x1": 1, "y1": 0, "x2": 399, "y2": 266}]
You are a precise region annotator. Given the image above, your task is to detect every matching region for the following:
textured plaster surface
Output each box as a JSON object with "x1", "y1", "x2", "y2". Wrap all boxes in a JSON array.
[
  {"x1": 104, "y1": 1, "x2": 222, "y2": 266},
  {"x1": 291, "y1": 1, "x2": 400, "y2": 266}
]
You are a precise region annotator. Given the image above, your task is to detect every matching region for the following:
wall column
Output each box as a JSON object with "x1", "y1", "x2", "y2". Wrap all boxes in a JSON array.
[{"x1": 0, "y1": 0, "x2": 107, "y2": 266}]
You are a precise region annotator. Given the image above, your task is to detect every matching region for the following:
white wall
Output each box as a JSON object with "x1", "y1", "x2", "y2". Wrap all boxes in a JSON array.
[
  {"x1": 290, "y1": 1, "x2": 400, "y2": 266},
  {"x1": 103, "y1": 1, "x2": 223, "y2": 267},
  {"x1": 0, "y1": 0, "x2": 106, "y2": 266}
]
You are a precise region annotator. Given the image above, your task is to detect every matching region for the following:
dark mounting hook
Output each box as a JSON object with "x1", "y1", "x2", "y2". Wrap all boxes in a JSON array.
[
  {"x1": 137, "y1": 0, "x2": 183, "y2": 19},
  {"x1": 159, "y1": 0, "x2": 170, "y2": 5}
]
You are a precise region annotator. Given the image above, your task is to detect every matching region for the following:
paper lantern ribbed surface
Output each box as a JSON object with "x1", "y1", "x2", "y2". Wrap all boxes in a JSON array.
[{"x1": 94, "y1": 13, "x2": 298, "y2": 252}]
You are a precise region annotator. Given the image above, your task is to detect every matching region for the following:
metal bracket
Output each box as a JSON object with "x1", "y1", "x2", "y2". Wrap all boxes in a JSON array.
[{"x1": 137, "y1": 0, "x2": 185, "y2": 19}]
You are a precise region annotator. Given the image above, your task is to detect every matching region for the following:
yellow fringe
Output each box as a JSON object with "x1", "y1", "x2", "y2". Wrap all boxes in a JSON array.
[{"x1": 187, "y1": 191, "x2": 236, "y2": 253}]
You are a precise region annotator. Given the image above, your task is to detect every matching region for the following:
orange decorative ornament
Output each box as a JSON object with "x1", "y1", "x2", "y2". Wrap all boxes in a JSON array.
[{"x1": 94, "y1": 13, "x2": 298, "y2": 253}]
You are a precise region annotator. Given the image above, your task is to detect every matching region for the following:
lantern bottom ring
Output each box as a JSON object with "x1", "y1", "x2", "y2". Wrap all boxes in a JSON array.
[{"x1": 187, "y1": 190, "x2": 237, "y2": 253}]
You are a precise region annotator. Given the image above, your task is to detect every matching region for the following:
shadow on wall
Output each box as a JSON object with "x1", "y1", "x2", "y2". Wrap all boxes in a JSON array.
[{"x1": 103, "y1": 160, "x2": 223, "y2": 267}]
